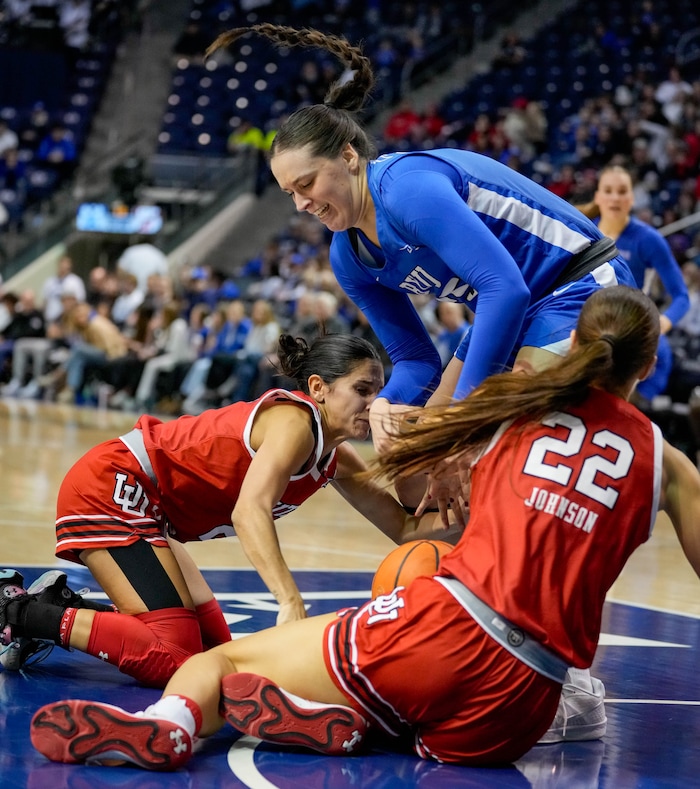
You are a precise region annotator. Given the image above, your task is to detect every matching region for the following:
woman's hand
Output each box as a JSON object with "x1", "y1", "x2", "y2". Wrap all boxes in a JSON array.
[
  {"x1": 416, "y1": 451, "x2": 473, "y2": 530},
  {"x1": 276, "y1": 597, "x2": 308, "y2": 626},
  {"x1": 369, "y1": 398, "x2": 416, "y2": 454}
]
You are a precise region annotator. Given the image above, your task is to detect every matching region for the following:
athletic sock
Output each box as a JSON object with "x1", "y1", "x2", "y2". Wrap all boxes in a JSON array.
[
  {"x1": 142, "y1": 694, "x2": 202, "y2": 738},
  {"x1": 566, "y1": 667, "x2": 595, "y2": 693}
]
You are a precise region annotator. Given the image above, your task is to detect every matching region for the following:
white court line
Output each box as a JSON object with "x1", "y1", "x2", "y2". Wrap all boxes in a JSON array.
[
  {"x1": 228, "y1": 736, "x2": 279, "y2": 789},
  {"x1": 606, "y1": 699, "x2": 700, "y2": 705}
]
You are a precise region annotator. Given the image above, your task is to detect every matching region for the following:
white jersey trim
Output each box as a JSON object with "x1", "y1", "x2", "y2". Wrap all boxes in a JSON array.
[{"x1": 466, "y1": 183, "x2": 591, "y2": 254}]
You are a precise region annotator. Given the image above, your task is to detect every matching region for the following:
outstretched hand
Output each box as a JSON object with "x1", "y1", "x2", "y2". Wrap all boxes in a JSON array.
[{"x1": 415, "y1": 452, "x2": 473, "y2": 530}]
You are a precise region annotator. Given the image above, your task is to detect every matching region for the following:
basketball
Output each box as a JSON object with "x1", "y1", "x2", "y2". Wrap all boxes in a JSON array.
[{"x1": 371, "y1": 540, "x2": 454, "y2": 598}]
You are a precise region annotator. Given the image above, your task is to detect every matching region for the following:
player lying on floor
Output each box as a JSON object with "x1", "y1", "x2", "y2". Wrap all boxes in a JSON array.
[
  {"x1": 29, "y1": 285, "x2": 700, "y2": 768},
  {"x1": 0, "y1": 333, "x2": 450, "y2": 687}
]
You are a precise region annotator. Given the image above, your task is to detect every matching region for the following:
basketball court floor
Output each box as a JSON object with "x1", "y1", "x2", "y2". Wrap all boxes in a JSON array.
[{"x1": 2, "y1": 398, "x2": 700, "y2": 788}]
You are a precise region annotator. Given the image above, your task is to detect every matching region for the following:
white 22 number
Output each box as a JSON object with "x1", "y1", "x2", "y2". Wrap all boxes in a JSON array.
[{"x1": 522, "y1": 412, "x2": 633, "y2": 509}]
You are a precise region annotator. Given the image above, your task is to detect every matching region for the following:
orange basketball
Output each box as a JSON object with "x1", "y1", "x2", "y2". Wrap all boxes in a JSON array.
[{"x1": 371, "y1": 539, "x2": 454, "y2": 598}]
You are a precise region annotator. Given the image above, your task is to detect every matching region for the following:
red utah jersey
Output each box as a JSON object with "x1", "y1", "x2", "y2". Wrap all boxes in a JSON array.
[
  {"x1": 439, "y1": 388, "x2": 663, "y2": 666},
  {"x1": 136, "y1": 389, "x2": 337, "y2": 542}
]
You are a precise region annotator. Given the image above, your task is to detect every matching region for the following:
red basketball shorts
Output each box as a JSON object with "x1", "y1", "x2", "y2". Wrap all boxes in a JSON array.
[
  {"x1": 323, "y1": 575, "x2": 561, "y2": 765},
  {"x1": 55, "y1": 438, "x2": 168, "y2": 564}
]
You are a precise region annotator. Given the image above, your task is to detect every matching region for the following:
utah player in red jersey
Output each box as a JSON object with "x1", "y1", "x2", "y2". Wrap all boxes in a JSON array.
[
  {"x1": 31, "y1": 285, "x2": 700, "y2": 769},
  {"x1": 1, "y1": 333, "x2": 448, "y2": 687}
]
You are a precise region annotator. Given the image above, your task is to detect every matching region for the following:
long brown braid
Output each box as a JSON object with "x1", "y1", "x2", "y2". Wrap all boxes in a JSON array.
[{"x1": 206, "y1": 24, "x2": 378, "y2": 159}]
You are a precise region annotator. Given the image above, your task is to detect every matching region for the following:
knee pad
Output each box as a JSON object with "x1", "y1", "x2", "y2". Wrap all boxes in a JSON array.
[{"x1": 87, "y1": 607, "x2": 203, "y2": 688}]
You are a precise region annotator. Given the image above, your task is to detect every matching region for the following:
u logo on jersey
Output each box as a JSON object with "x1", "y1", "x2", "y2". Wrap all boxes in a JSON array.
[{"x1": 112, "y1": 472, "x2": 149, "y2": 516}]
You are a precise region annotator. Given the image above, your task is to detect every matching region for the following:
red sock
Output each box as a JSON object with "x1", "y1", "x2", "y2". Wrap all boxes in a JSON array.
[
  {"x1": 195, "y1": 598, "x2": 231, "y2": 648},
  {"x1": 178, "y1": 695, "x2": 204, "y2": 733}
]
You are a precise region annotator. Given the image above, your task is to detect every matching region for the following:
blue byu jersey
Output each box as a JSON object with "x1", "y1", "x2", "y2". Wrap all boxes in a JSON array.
[{"x1": 331, "y1": 150, "x2": 634, "y2": 403}]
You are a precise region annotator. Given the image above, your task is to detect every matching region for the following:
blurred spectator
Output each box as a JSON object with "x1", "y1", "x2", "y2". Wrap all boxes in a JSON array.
[
  {"x1": 676, "y1": 262, "x2": 700, "y2": 337},
  {"x1": 41, "y1": 254, "x2": 86, "y2": 324},
  {"x1": 3, "y1": 290, "x2": 79, "y2": 398},
  {"x1": 415, "y1": 3, "x2": 445, "y2": 42},
  {"x1": 50, "y1": 300, "x2": 129, "y2": 404},
  {"x1": 492, "y1": 31, "x2": 526, "y2": 70},
  {"x1": 85, "y1": 265, "x2": 109, "y2": 306},
  {"x1": 60, "y1": 0, "x2": 91, "y2": 65},
  {"x1": 0, "y1": 290, "x2": 45, "y2": 383},
  {"x1": 421, "y1": 102, "x2": 446, "y2": 140},
  {"x1": 547, "y1": 164, "x2": 577, "y2": 200},
  {"x1": 312, "y1": 290, "x2": 351, "y2": 335},
  {"x1": 383, "y1": 99, "x2": 422, "y2": 144},
  {"x1": 0, "y1": 120, "x2": 19, "y2": 158},
  {"x1": 294, "y1": 59, "x2": 326, "y2": 105},
  {"x1": 0, "y1": 147, "x2": 28, "y2": 225},
  {"x1": 18, "y1": 102, "x2": 51, "y2": 150},
  {"x1": 116, "y1": 241, "x2": 169, "y2": 292},
  {"x1": 352, "y1": 309, "x2": 392, "y2": 380},
  {"x1": 110, "y1": 270, "x2": 145, "y2": 329},
  {"x1": 217, "y1": 298, "x2": 280, "y2": 405},
  {"x1": 36, "y1": 124, "x2": 77, "y2": 183},
  {"x1": 173, "y1": 20, "x2": 209, "y2": 59},
  {"x1": 655, "y1": 66, "x2": 693, "y2": 125},
  {"x1": 181, "y1": 299, "x2": 251, "y2": 414},
  {"x1": 502, "y1": 98, "x2": 548, "y2": 161},
  {"x1": 227, "y1": 119, "x2": 273, "y2": 196},
  {"x1": 133, "y1": 299, "x2": 192, "y2": 411}
]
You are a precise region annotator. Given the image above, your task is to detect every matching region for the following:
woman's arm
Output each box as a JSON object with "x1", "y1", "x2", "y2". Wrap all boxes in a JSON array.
[
  {"x1": 384, "y1": 167, "x2": 531, "y2": 399},
  {"x1": 643, "y1": 227, "x2": 691, "y2": 329},
  {"x1": 232, "y1": 404, "x2": 317, "y2": 624},
  {"x1": 331, "y1": 442, "x2": 462, "y2": 544},
  {"x1": 661, "y1": 439, "x2": 700, "y2": 578}
]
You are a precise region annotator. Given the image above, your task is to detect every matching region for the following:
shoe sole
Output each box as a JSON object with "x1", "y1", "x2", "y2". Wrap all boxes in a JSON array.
[
  {"x1": 221, "y1": 673, "x2": 367, "y2": 756},
  {"x1": 30, "y1": 700, "x2": 192, "y2": 770}
]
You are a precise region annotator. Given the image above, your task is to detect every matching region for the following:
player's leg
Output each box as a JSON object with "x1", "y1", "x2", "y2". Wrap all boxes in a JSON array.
[
  {"x1": 31, "y1": 612, "x2": 367, "y2": 769},
  {"x1": 3, "y1": 542, "x2": 205, "y2": 686},
  {"x1": 166, "y1": 536, "x2": 231, "y2": 648}
]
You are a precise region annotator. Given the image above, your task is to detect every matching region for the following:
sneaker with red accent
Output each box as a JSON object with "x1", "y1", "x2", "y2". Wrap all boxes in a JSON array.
[
  {"x1": 30, "y1": 700, "x2": 193, "y2": 770},
  {"x1": 221, "y1": 672, "x2": 368, "y2": 756}
]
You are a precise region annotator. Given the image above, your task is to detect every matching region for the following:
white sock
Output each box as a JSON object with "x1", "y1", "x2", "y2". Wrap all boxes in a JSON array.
[
  {"x1": 566, "y1": 667, "x2": 594, "y2": 693},
  {"x1": 141, "y1": 695, "x2": 197, "y2": 738}
]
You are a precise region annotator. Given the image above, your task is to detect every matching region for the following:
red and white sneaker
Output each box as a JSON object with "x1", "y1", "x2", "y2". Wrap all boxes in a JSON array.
[
  {"x1": 221, "y1": 673, "x2": 368, "y2": 756},
  {"x1": 30, "y1": 700, "x2": 193, "y2": 770}
]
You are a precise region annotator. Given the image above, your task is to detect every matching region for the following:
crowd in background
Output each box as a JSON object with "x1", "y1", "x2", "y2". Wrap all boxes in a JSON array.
[{"x1": 1, "y1": 2, "x2": 700, "y2": 460}]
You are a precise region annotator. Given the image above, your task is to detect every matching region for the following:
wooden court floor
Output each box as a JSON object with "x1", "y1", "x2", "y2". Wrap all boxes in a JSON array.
[{"x1": 2, "y1": 399, "x2": 700, "y2": 788}]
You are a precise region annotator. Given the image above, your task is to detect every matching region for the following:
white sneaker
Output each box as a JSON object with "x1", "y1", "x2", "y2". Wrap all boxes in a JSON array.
[
  {"x1": 538, "y1": 676, "x2": 607, "y2": 743},
  {"x1": 0, "y1": 379, "x2": 21, "y2": 397},
  {"x1": 18, "y1": 379, "x2": 41, "y2": 399}
]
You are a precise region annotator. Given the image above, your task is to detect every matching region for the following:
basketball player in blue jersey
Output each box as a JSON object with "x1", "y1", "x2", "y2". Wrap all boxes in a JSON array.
[
  {"x1": 589, "y1": 165, "x2": 689, "y2": 401},
  {"x1": 208, "y1": 25, "x2": 635, "y2": 455},
  {"x1": 204, "y1": 22, "x2": 627, "y2": 748}
]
